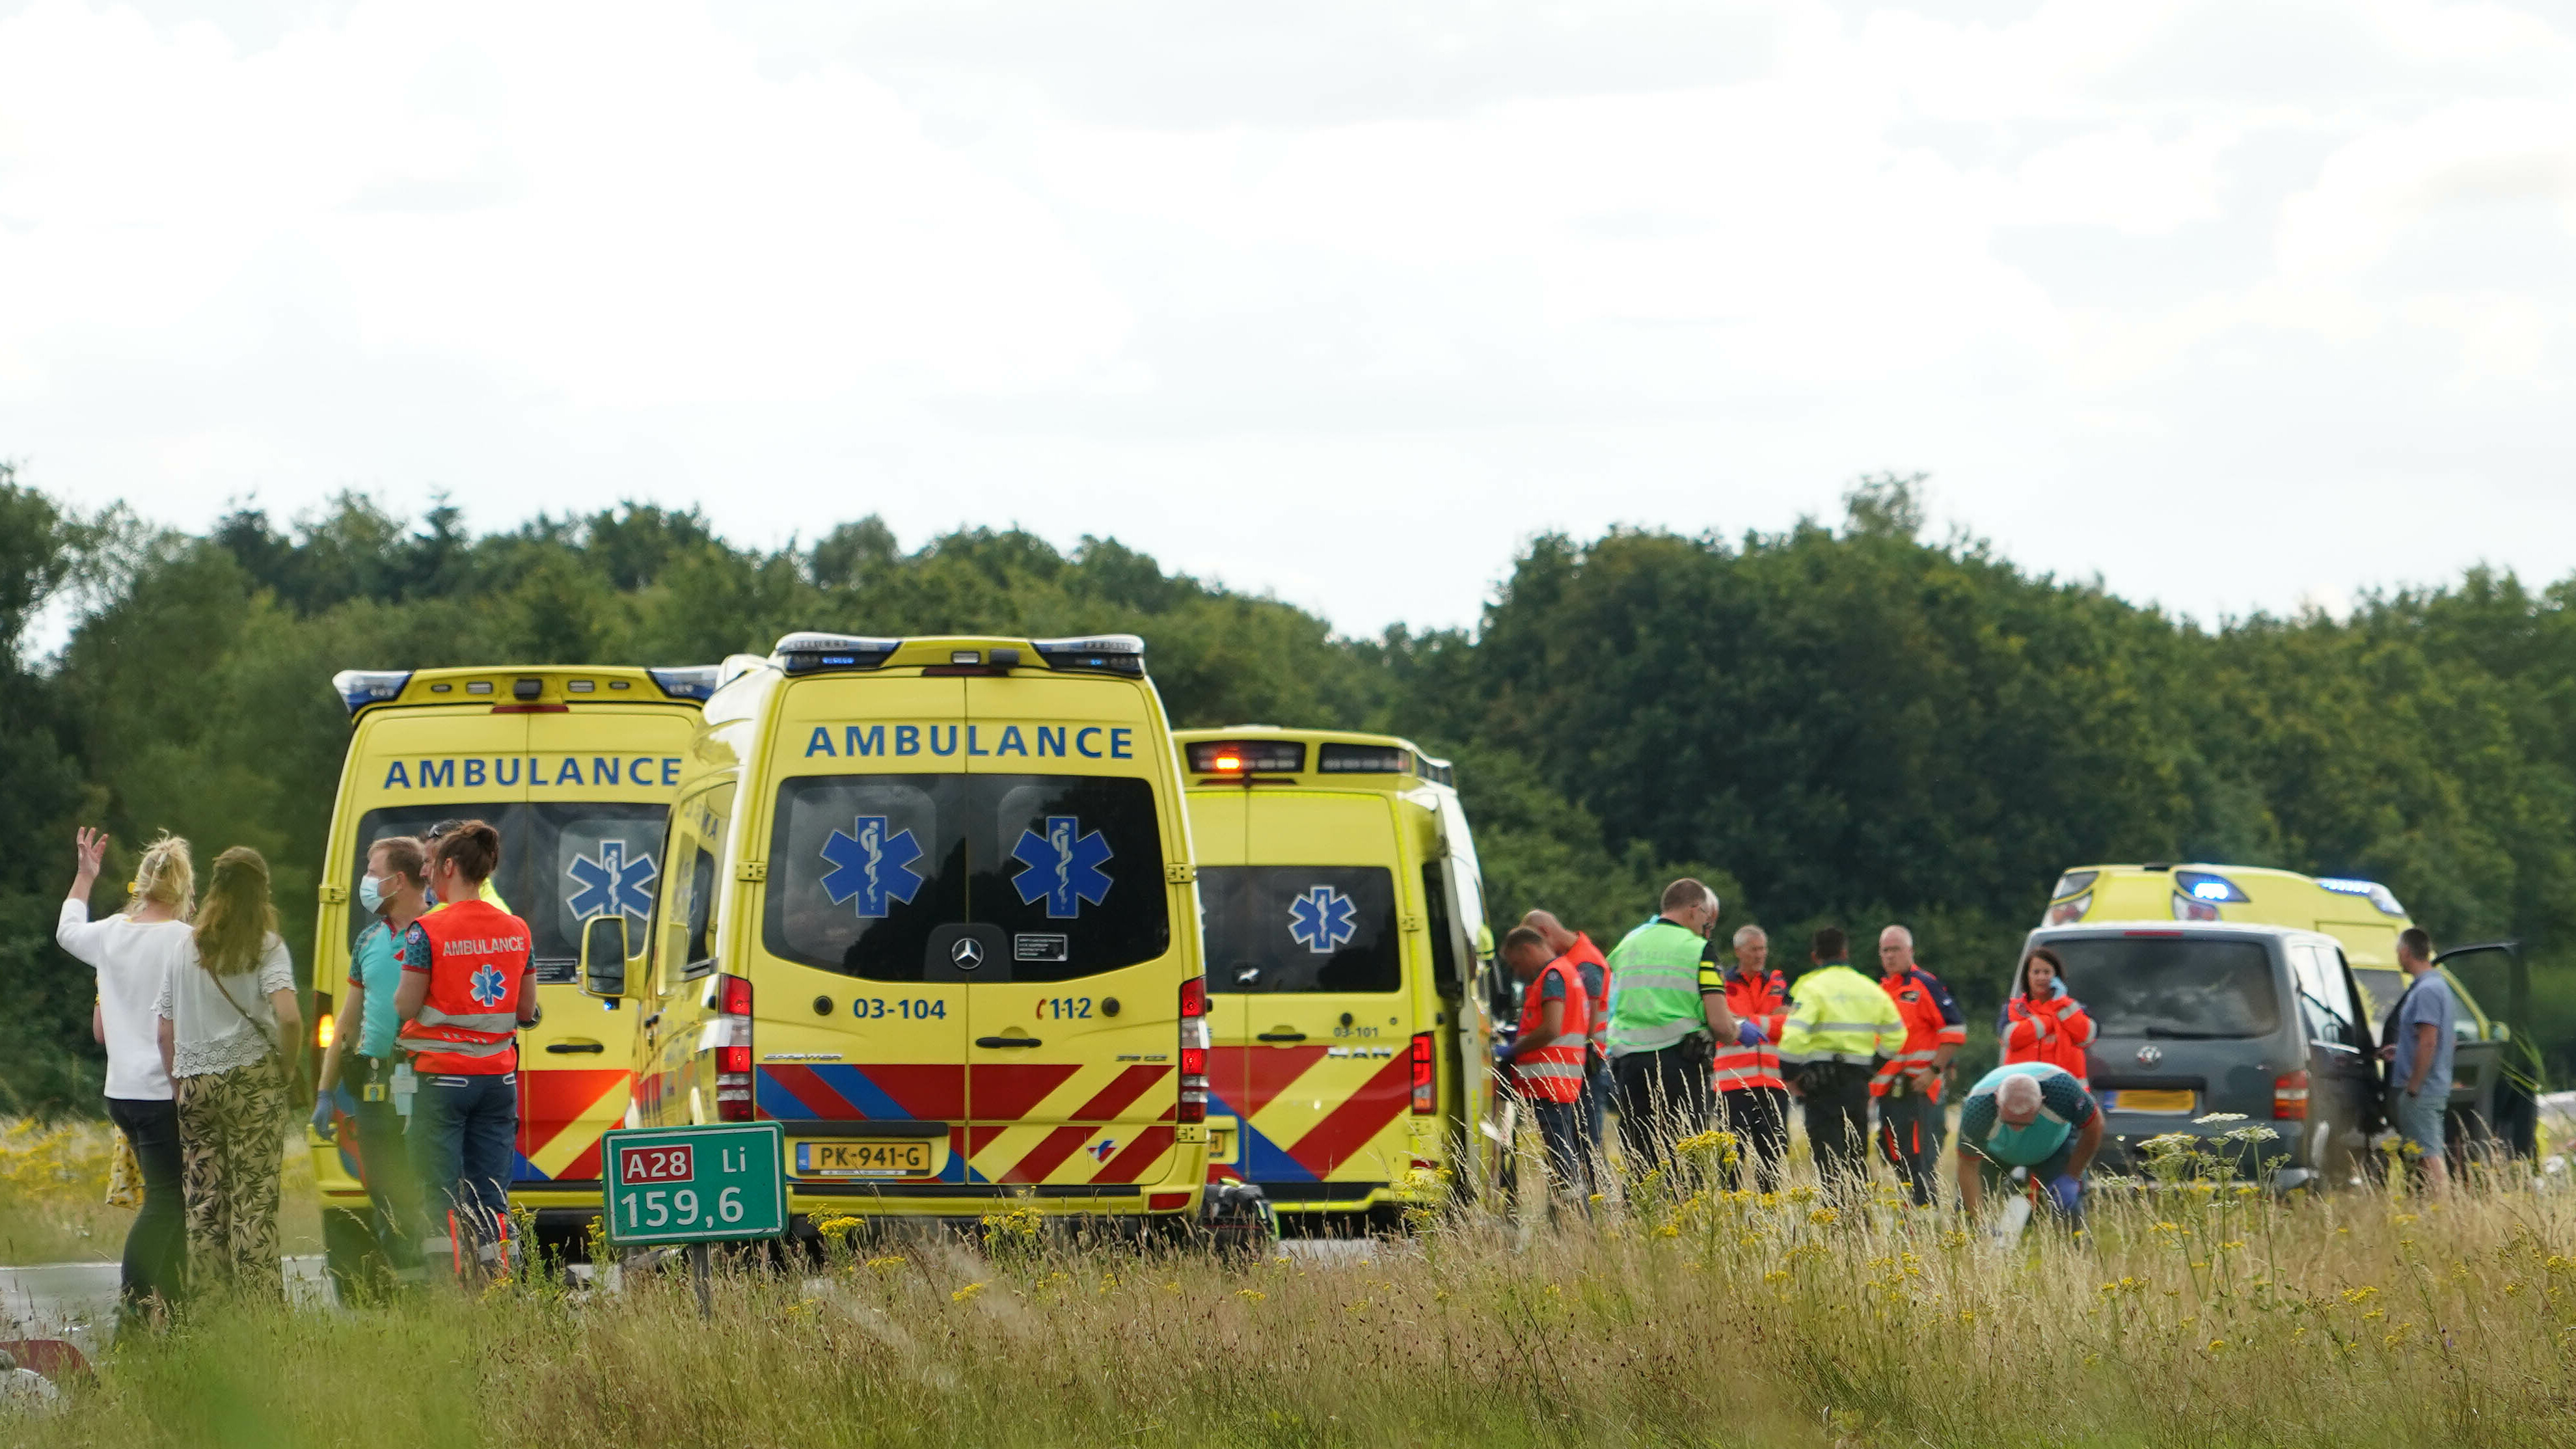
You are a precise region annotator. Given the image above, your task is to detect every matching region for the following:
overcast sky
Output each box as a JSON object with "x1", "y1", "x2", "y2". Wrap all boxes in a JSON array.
[{"x1": 3, "y1": 1, "x2": 2571, "y2": 636}]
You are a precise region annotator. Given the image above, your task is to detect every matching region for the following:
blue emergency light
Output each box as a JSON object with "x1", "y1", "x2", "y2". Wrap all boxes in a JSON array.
[
  {"x1": 2173, "y1": 869, "x2": 2250, "y2": 904},
  {"x1": 648, "y1": 666, "x2": 722, "y2": 700},
  {"x1": 331, "y1": 670, "x2": 413, "y2": 716},
  {"x1": 2318, "y1": 877, "x2": 2407, "y2": 917}
]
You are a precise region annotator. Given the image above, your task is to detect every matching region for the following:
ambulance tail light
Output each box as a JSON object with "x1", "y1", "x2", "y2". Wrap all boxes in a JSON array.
[
  {"x1": 309, "y1": 989, "x2": 334, "y2": 1098},
  {"x1": 1410, "y1": 1032, "x2": 1436, "y2": 1115},
  {"x1": 714, "y1": 973, "x2": 755, "y2": 1122},
  {"x1": 1178, "y1": 975, "x2": 1210, "y2": 1124},
  {"x1": 2273, "y1": 1070, "x2": 2309, "y2": 1121},
  {"x1": 331, "y1": 670, "x2": 412, "y2": 716}
]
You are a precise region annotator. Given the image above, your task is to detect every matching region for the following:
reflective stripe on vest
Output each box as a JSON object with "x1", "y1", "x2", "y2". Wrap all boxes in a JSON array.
[
  {"x1": 1710, "y1": 969, "x2": 1787, "y2": 1092},
  {"x1": 1605, "y1": 921, "x2": 1709, "y2": 1056},
  {"x1": 1776, "y1": 966, "x2": 1899, "y2": 1067},
  {"x1": 1512, "y1": 958, "x2": 1591, "y2": 1103}
]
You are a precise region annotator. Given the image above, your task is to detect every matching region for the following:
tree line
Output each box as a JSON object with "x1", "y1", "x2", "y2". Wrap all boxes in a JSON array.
[{"x1": 5, "y1": 465, "x2": 2571, "y2": 1113}]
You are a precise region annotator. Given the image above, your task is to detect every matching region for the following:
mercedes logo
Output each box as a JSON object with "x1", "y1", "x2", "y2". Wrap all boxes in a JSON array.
[
  {"x1": 949, "y1": 938, "x2": 984, "y2": 970},
  {"x1": 2135, "y1": 1044, "x2": 2163, "y2": 1066}
]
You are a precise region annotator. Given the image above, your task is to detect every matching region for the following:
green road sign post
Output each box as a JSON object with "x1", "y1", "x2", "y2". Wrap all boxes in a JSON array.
[{"x1": 603, "y1": 1122, "x2": 787, "y2": 1312}]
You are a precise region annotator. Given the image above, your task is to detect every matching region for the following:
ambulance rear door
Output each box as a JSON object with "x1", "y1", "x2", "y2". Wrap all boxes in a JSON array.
[
  {"x1": 956, "y1": 677, "x2": 1186, "y2": 1195},
  {"x1": 755, "y1": 679, "x2": 974, "y2": 1187},
  {"x1": 1183, "y1": 788, "x2": 1253, "y2": 1186},
  {"x1": 519, "y1": 712, "x2": 689, "y2": 1189},
  {"x1": 1208, "y1": 792, "x2": 1414, "y2": 1208}
]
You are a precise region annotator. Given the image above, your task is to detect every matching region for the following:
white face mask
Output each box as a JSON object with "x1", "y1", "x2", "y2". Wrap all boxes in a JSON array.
[{"x1": 358, "y1": 874, "x2": 386, "y2": 913}]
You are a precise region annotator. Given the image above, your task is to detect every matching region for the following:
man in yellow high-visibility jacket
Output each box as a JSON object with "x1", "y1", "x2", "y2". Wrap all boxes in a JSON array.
[{"x1": 1777, "y1": 927, "x2": 1905, "y2": 1200}]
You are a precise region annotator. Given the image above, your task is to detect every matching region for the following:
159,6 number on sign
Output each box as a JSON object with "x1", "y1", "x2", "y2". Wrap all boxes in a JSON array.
[{"x1": 601, "y1": 1122, "x2": 786, "y2": 1246}]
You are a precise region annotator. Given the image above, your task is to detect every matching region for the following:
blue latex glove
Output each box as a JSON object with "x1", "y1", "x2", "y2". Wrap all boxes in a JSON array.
[
  {"x1": 1735, "y1": 1019, "x2": 1768, "y2": 1047},
  {"x1": 309, "y1": 1097, "x2": 338, "y2": 1141},
  {"x1": 2046, "y1": 1173, "x2": 2082, "y2": 1213}
]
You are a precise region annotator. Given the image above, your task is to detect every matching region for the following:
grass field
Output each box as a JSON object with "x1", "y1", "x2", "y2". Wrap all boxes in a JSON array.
[
  {"x1": 0, "y1": 1117, "x2": 322, "y2": 1266},
  {"x1": 8, "y1": 1123, "x2": 2575, "y2": 1448}
]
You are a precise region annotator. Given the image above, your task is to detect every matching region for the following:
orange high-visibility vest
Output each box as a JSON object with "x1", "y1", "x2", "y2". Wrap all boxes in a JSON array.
[
  {"x1": 2003, "y1": 989, "x2": 2096, "y2": 1084},
  {"x1": 1710, "y1": 968, "x2": 1789, "y2": 1092},
  {"x1": 1870, "y1": 966, "x2": 1967, "y2": 1101},
  {"x1": 1511, "y1": 958, "x2": 1592, "y2": 1104},
  {"x1": 396, "y1": 899, "x2": 532, "y2": 1076}
]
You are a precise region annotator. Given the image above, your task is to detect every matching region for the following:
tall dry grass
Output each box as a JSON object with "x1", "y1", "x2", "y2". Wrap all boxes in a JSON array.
[
  {"x1": 0, "y1": 1117, "x2": 323, "y2": 1265},
  {"x1": 16, "y1": 1128, "x2": 2576, "y2": 1449}
]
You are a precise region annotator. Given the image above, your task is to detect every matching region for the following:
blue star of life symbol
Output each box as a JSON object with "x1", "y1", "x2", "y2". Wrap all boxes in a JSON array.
[
  {"x1": 1287, "y1": 885, "x2": 1358, "y2": 954},
  {"x1": 468, "y1": 963, "x2": 509, "y2": 1008},
  {"x1": 1009, "y1": 815, "x2": 1114, "y2": 919},
  {"x1": 566, "y1": 840, "x2": 658, "y2": 925},
  {"x1": 819, "y1": 815, "x2": 926, "y2": 917}
]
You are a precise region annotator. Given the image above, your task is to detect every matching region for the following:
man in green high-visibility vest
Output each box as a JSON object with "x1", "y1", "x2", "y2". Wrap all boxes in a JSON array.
[{"x1": 1605, "y1": 878, "x2": 1748, "y2": 1180}]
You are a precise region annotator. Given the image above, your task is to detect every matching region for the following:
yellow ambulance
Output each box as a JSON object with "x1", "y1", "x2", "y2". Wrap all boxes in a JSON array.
[
  {"x1": 1172, "y1": 727, "x2": 1497, "y2": 1225},
  {"x1": 584, "y1": 633, "x2": 1220, "y2": 1230},
  {"x1": 309, "y1": 663, "x2": 714, "y2": 1288},
  {"x1": 2041, "y1": 861, "x2": 2504, "y2": 1126}
]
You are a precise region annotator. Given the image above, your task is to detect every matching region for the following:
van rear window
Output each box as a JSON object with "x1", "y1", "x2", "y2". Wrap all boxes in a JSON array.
[
  {"x1": 2046, "y1": 936, "x2": 2282, "y2": 1040},
  {"x1": 349, "y1": 803, "x2": 671, "y2": 981},
  {"x1": 1200, "y1": 866, "x2": 1402, "y2": 994},
  {"x1": 765, "y1": 774, "x2": 1169, "y2": 983}
]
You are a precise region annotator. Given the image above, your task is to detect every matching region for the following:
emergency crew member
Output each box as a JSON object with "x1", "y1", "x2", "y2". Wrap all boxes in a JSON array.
[
  {"x1": 1872, "y1": 925, "x2": 1966, "y2": 1208},
  {"x1": 2001, "y1": 946, "x2": 2095, "y2": 1085},
  {"x1": 1522, "y1": 910, "x2": 1611, "y2": 1172},
  {"x1": 394, "y1": 821, "x2": 537, "y2": 1281},
  {"x1": 1604, "y1": 879, "x2": 1742, "y2": 1179},
  {"x1": 1704, "y1": 924, "x2": 1790, "y2": 1193},
  {"x1": 1496, "y1": 926, "x2": 1592, "y2": 1207},
  {"x1": 1955, "y1": 1062, "x2": 2103, "y2": 1223},
  {"x1": 1776, "y1": 927, "x2": 1903, "y2": 1200},
  {"x1": 311, "y1": 834, "x2": 429, "y2": 1284}
]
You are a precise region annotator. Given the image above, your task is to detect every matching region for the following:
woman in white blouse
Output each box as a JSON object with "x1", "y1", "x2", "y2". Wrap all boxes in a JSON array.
[
  {"x1": 56, "y1": 828, "x2": 194, "y2": 1321},
  {"x1": 155, "y1": 845, "x2": 301, "y2": 1297}
]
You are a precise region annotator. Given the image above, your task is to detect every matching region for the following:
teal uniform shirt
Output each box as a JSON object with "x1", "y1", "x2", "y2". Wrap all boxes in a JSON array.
[{"x1": 349, "y1": 919, "x2": 405, "y2": 1060}]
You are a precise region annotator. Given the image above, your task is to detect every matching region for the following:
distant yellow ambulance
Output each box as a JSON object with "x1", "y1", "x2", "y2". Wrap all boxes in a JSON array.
[
  {"x1": 310, "y1": 663, "x2": 714, "y2": 1285},
  {"x1": 1173, "y1": 727, "x2": 1496, "y2": 1225},
  {"x1": 588, "y1": 634, "x2": 1227, "y2": 1233}
]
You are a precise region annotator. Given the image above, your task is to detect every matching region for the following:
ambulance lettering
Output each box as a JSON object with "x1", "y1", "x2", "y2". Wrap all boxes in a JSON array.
[
  {"x1": 1010, "y1": 815, "x2": 1113, "y2": 919},
  {"x1": 819, "y1": 816, "x2": 926, "y2": 917},
  {"x1": 375, "y1": 757, "x2": 685, "y2": 791},
  {"x1": 797, "y1": 724, "x2": 1131, "y2": 760}
]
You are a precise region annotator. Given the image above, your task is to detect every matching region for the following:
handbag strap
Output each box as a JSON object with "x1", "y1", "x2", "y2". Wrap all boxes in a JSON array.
[{"x1": 206, "y1": 956, "x2": 284, "y2": 1064}]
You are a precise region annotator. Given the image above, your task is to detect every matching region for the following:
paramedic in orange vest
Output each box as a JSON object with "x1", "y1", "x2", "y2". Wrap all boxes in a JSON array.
[
  {"x1": 1497, "y1": 925, "x2": 1592, "y2": 1208},
  {"x1": 1705, "y1": 923, "x2": 1791, "y2": 1192},
  {"x1": 394, "y1": 820, "x2": 538, "y2": 1280},
  {"x1": 1873, "y1": 924, "x2": 1965, "y2": 1208},
  {"x1": 2001, "y1": 946, "x2": 2096, "y2": 1085},
  {"x1": 1521, "y1": 910, "x2": 1611, "y2": 1175}
]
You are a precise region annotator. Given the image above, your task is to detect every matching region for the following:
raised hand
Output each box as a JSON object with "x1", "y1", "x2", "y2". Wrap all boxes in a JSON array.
[{"x1": 72, "y1": 826, "x2": 109, "y2": 893}]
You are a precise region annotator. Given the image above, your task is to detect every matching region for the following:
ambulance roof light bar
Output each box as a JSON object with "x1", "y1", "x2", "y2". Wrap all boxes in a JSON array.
[
  {"x1": 331, "y1": 670, "x2": 413, "y2": 716},
  {"x1": 774, "y1": 632, "x2": 902, "y2": 675},
  {"x1": 1030, "y1": 634, "x2": 1146, "y2": 676},
  {"x1": 648, "y1": 665, "x2": 722, "y2": 701}
]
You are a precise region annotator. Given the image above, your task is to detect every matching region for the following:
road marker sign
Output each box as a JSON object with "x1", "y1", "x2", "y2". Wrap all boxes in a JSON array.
[{"x1": 602, "y1": 1122, "x2": 786, "y2": 1246}]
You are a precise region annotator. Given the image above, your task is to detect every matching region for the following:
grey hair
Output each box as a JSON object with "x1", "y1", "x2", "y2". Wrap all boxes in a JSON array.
[
  {"x1": 1879, "y1": 923, "x2": 1914, "y2": 948},
  {"x1": 1732, "y1": 924, "x2": 1768, "y2": 947},
  {"x1": 1996, "y1": 1074, "x2": 2043, "y2": 1115}
]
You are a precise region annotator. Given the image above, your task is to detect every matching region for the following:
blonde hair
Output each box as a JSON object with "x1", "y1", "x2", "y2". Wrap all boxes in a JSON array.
[
  {"x1": 128, "y1": 833, "x2": 195, "y2": 920},
  {"x1": 193, "y1": 846, "x2": 278, "y2": 977}
]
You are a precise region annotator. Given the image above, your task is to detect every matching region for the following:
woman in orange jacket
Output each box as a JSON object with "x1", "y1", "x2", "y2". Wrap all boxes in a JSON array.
[{"x1": 2001, "y1": 947, "x2": 2096, "y2": 1084}]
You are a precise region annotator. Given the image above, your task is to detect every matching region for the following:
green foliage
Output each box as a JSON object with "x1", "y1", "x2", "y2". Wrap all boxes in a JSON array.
[{"x1": 14, "y1": 467, "x2": 2576, "y2": 1110}]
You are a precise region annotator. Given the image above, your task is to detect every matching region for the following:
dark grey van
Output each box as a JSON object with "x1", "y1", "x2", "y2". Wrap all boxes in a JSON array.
[{"x1": 2019, "y1": 923, "x2": 2383, "y2": 1189}]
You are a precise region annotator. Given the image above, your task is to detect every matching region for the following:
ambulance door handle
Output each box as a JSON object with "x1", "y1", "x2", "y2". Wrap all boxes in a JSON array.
[
  {"x1": 1257, "y1": 1031, "x2": 1308, "y2": 1043},
  {"x1": 975, "y1": 1036, "x2": 1043, "y2": 1050},
  {"x1": 546, "y1": 1041, "x2": 606, "y2": 1054}
]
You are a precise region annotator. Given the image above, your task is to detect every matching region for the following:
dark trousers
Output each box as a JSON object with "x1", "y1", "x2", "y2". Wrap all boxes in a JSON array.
[
  {"x1": 1579, "y1": 1061, "x2": 1608, "y2": 1192},
  {"x1": 411, "y1": 1070, "x2": 517, "y2": 1275},
  {"x1": 1877, "y1": 1090, "x2": 1945, "y2": 1206},
  {"x1": 1717, "y1": 1086, "x2": 1790, "y2": 1193},
  {"x1": 345, "y1": 1058, "x2": 424, "y2": 1275},
  {"x1": 105, "y1": 1096, "x2": 187, "y2": 1316},
  {"x1": 1528, "y1": 1096, "x2": 1588, "y2": 1215},
  {"x1": 1798, "y1": 1067, "x2": 1874, "y2": 1199},
  {"x1": 1612, "y1": 1045, "x2": 1713, "y2": 1180}
]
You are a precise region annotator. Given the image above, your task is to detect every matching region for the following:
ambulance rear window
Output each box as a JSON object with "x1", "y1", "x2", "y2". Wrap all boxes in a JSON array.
[
  {"x1": 1199, "y1": 866, "x2": 1402, "y2": 994},
  {"x1": 764, "y1": 773, "x2": 1171, "y2": 983},
  {"x1": 347, "y1": 804, "x2": 671, "y2": 982}
]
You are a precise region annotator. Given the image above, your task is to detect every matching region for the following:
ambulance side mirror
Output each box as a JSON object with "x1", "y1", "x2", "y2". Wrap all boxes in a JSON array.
[{"x1": 580, "y1": 914, "x2": 632, "y2": 999}]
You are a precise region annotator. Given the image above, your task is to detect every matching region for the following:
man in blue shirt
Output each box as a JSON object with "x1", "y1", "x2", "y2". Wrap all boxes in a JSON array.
[
  {"x1": 1954, "y1": 1061, "x2": 2102, "y2": 1221},
  {"x1": 2380, "y1": 927, "x2": 2454, "y2": 1197}
]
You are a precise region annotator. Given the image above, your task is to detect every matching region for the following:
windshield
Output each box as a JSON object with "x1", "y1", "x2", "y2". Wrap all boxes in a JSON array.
[
  {"x1": 349, "y1": 802, "x2": 673, "y2": 982},
  {"x1": 2045, "y1": 935, "x2": 2282, "y2": 1040},
  {"x1": 1201, "y1": 865, "x2": 1402, "y2": 994},
  {"x1": 765, "y1": 773, "x2": 1170, "y2": 984}
]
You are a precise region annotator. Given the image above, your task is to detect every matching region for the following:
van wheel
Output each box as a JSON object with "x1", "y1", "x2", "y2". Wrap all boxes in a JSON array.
[{"x1": 322, "y1": 1208, "x2": 390, "y2": 1305}]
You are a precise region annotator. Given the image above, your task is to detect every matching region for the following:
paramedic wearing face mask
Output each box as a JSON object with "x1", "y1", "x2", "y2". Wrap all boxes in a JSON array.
[
  {"x1": 1953, "y1": 1062, "x2": 2104, "y2": 1223},
  {"x1": 311, "y1": 835, "x2": 431, "y2": 1285}
]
